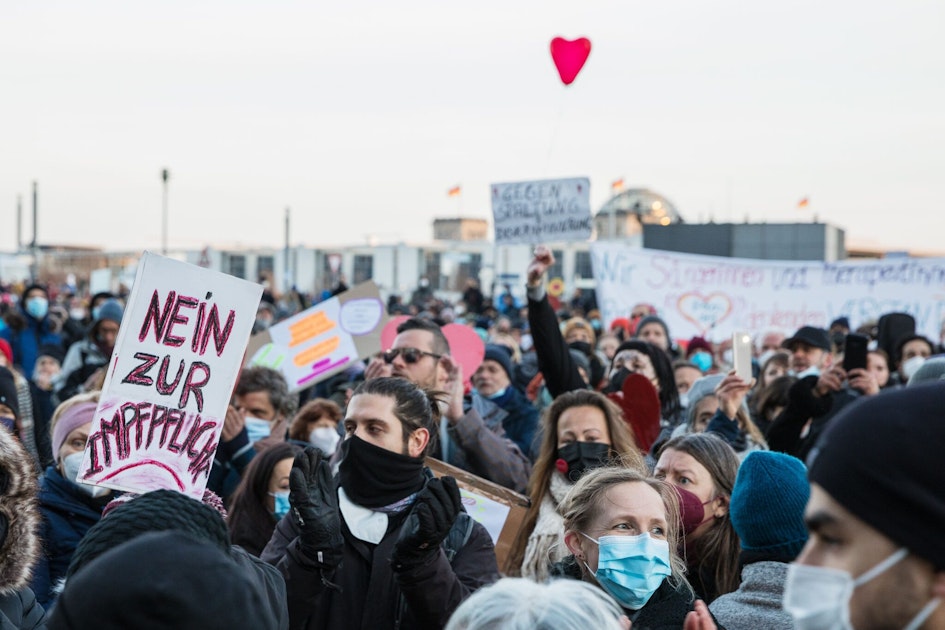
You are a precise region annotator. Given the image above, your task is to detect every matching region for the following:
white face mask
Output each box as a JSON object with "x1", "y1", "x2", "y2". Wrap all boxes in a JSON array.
[
  {"x1": 678, "y1": 392, "x2": 690, "y2": 409},
  {"x1": 784, "y1": 548, "x2": 940, "y2": 630},
  {"x1": 61, "y1": 452, "x2": 110, "y2": 498},
  {"x1": 309, "y1": 426, "x2": 340, "y2": 455},
  {"x1": 902, "y1": 356, "x2": 927, "y2": 382}
]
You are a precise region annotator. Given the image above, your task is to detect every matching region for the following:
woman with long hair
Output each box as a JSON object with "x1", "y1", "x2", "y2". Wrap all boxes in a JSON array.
[
  {"x1": 654, "y1": 433, "x2": 741, "y2": 603},
  {"x1": 504, "y1": 390, "x2": 644, "y2": 579},
  {"x1": 556, "y1": 467, "x2": 716, "y2": 626},
  {"x1": 226, "y1": 442, "x2": 302, "y2": 557}
]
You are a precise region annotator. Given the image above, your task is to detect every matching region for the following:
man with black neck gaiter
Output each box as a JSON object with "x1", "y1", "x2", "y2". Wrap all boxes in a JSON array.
[{"x1": 262, "y1": 377, "x2": 499, "y2": 630}]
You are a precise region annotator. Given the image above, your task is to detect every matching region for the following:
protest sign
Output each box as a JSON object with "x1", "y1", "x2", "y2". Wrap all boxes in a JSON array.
[
  {"x1": 246, "y1": 281, "x2": 387, "y2": 393},
  {"x1": 426, "y1": 457, "x2": 530, "y2": 571},
  {"x1": 79, "y1": 252, "x2": 262, "y2": 498},
  {"x1": 491, "y1": 177, "x2": 592, "y2": 245},
  {"x1": 591, "y1": 244, "x2": 945, "y2": 342}
]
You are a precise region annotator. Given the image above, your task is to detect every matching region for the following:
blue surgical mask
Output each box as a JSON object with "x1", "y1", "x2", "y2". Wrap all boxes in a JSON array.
[
  {"x1": 582, "y1": 532, "x2": 673, "y2": 610},
  {"x1": 244, "y1": 416, "x2": 272, "y2": 443},
  {"x1": 26, "y1": 297, "x2": 49, "y2": 320},
  {"x1": 691, "y1": 351, "x2": 712, "y2": 373},
  {"x1": 270, "y1": 490, "x2": 290, "y2": 520}
]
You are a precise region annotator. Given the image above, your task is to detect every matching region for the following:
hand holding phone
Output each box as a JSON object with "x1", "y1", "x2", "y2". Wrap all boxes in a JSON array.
[{"x1": 732, "y1": 332, "x2": 753, "y2": 383}]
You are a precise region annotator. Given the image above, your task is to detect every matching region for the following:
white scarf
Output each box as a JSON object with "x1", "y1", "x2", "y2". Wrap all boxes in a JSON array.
[{"x1": 520, "y1": 472, "x2": 572, "y2": 581}]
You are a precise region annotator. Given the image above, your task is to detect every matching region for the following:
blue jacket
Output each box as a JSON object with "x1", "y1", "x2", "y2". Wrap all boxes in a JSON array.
[
  {"x1": 0, "y1": 310, "x2": 62, "y2": 376},
  {"x1": 31, "y1": 466, "x2": 105, "y2": 608}
]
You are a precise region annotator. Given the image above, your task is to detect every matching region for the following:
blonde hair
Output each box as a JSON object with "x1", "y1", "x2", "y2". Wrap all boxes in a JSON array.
[
  {"x1": 504, "y1": 390, "x2": 643, "y2": 574},
  {"x1": 559, "y1": 466, "x2": 692, "y2": 597},
  {"x1": 562, "y1": 317, "x2": 597, "y2": 346}
]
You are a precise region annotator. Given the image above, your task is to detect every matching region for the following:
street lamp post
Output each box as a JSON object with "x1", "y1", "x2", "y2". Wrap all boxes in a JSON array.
[{"x1": 161, "y1": 169, "x2": 170, "y2": 255}]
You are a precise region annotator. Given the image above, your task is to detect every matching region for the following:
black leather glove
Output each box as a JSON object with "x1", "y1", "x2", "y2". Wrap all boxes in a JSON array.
[
  {"x1": 392, "y1": 476, "x2": 462, "y2": 566},
  {"x1": 289, "y1": 447, "x2": 343, "y2": 569}
]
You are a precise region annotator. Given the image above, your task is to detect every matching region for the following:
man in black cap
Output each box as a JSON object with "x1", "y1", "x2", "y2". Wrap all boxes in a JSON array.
[
  {"x1": 766, "y1": 326, "x2": 873, "y2": 460},
  {"x1": 783, "y1": 384, "x2": 945, "y2": 630}
]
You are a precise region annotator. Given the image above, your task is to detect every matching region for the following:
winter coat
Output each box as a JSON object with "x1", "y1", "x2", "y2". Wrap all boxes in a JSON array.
[
  {"x1": 0, "y1": 419, "x2": 47, "y2": 628},
  {"x1": 765, "y1": 375, "x2": 858, "y2": 461},
  {"x1": 0, "y1": 311, "x2": 61, "y2": 377},
  {"x1": 709, "y1": 561, "x2": 793, "y2": 630},
  {"x1": 53, "y1": 339, "x2": 107, "y2": 403},
  {"x1": 261, "y1": 478, "x2": 499, "y2": 630},
  {"x1": 550, "y1": 555, "x2": 724, "y2": 630},
  {"x1": 31, "y1": 466, "x2": 105, "y2": 608}
]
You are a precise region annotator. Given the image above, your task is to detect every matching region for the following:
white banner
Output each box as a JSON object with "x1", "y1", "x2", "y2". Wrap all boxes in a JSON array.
[
  {"x1": 80, "y1": 252, "x2": 262, "y2": 498},
  {"x1": 591, "y1": 244, "x2": 945, "y2": 342},
  {"x1": 490, "y1": 177, "x2": 592, "y2": 245}
]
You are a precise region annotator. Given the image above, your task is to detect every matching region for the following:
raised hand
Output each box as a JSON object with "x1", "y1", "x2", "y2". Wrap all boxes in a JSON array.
[
  {"x1": 392, "y1": 476, "x2": 462, "y2": 566},
  {"x1": 289, "y1": 447, "x2": 343, "y2": 568},
  {"x1": 526, "y1": 245, "x2": 555, "y2": 287}
]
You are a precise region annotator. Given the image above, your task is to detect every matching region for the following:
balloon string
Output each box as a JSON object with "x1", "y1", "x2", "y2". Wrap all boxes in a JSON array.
[{"x1": 544, "y1": 88, "x2": 568, "y2": 174}]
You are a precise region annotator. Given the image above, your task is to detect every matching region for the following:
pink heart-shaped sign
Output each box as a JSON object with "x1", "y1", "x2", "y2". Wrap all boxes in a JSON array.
[
  {"x1": 550, "y1": 36, "x2": 592, "y2": 86},
  {"x1": 676, "y1": 291, "x2": 733, "y2": 335}
]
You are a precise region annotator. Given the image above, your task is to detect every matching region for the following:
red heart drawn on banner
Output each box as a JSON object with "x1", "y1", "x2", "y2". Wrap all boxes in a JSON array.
[
  {"x1": 676, "y1": 292, "x2": 733, "y2": 336},
  {"x1": 380, "y1": 317, "x2": 485, "y2": 389},
  {"x1": 550, "y1": 37, "x2": 592, "y2": 86}
]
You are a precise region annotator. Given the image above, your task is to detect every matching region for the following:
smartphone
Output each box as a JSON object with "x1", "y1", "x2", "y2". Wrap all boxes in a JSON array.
[
  {"x1": 843, "y1": 333, "x2": 869, "y2": 372},
  {"x1": 732, "y1": 331, "x2": 753, "y2": 383}
]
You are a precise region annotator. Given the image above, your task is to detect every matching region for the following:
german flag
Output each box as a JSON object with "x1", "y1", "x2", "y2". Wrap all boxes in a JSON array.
[{"x1": 447, "y1": 185, "x2": 461, "y2": 197}]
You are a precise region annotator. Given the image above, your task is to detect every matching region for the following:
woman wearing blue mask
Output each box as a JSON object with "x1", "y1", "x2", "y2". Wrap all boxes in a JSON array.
[
  {"x1": 504, "y1": 390, "x2": 644, "y2": 580},
  {"x1": 557, "y1": 466, "x2": 717, "y2": 628},
  {"x1": 226, "y1": 442, "x2": 301, "y2": 557}
]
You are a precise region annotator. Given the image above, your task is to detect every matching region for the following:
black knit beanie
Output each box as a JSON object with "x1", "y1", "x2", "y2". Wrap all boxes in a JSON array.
[
  {"x1": 808, "y1": 383, "x2": 945, "y2": 570},
  {"x1": 66, "y1": 489, "x2": 230, "y2": 579},
  {"x1": 51, "y1": 531, "x2": 277, "y2": 630}
]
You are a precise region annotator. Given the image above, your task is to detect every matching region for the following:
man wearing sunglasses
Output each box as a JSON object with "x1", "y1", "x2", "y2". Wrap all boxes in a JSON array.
[{"x1": 365, "y1": 317, "x2": 530, "y2": 493}]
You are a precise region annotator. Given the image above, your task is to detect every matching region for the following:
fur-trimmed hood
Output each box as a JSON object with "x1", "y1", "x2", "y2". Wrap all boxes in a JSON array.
[{"x1": 0, "y1": 428, "x2": 40, "y2": 595}]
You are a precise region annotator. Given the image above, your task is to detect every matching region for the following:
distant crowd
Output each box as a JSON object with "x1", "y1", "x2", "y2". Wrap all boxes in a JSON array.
[{"x1": 0, "y1": 246, "x2": 942, "y2": 629}]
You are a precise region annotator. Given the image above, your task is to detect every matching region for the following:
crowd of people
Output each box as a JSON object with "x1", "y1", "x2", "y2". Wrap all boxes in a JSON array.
[{"x1": 0, "y1": 245, "x2": 943, "y2": 629}]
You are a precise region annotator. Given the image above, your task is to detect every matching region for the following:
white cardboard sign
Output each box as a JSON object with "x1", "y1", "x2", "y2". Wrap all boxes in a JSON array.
[
  {"x1": 79, "y1": 252, "x2": 262, "y2": 498},
  {"x1": 491, "y1": 177, "x2": 592, "y2": 245}
]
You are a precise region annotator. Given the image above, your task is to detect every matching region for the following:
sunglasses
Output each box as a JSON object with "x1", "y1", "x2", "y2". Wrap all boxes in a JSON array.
[{"x1": 381, "y1": 347, "x2": 442, "y2": 365}]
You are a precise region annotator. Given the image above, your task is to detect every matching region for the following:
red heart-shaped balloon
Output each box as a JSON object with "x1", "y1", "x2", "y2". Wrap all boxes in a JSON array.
[{"x1": 550, "y1": 36, "x2": 592, "y2": 86}]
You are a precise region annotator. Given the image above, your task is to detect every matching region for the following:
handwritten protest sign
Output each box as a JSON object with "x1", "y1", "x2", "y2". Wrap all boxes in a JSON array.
[
  {"x1": 591, "y1": 244, "x2": 945, "y2": 342},
  {"x1": 79, "y1": 252, "x2": 262, "y2": 498},
  {"x1": 426, "y1": 457, "x2": 530, "y2": 571},
  {"x1": 246, "y1": 281, "x2": 387, "y2": 393},
  {"x1": 491, "y1": 177, "x2": 592, "y2": 245}
]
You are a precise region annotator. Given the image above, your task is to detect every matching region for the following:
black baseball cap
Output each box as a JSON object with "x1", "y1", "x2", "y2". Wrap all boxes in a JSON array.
[{"x1": 781, "y1": 326, "x2": 832, "y2": 352}]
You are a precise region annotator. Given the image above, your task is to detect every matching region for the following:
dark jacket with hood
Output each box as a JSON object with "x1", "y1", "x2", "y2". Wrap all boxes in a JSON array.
[
  {"x1": 765, "y1": 375, "x2": 857, "y2": 461},
  {"x1": 0, "y1": 424, "x2": 48, "y2": 629},
  {"x1": 0, "y1": 290, "x2": 62, "y2": 377},
  {"x1": 31, "y1": 466, "x2": 106, "y2": 608},
  {"x1": 261, "y1": 475, "x2": 499, "y2": 630}
]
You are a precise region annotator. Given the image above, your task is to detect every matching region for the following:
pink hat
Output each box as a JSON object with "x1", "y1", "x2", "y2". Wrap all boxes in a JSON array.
[{"x1": 51, "y1": 401, "x2": 98, "y2": 460}]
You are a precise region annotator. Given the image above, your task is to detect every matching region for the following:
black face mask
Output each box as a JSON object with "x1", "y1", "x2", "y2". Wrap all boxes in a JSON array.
[
  {"x1": 555, "y1": 441, "x2": 612, "y2": 483},
  {"x1": 568, "y1": 341, "x2": 593, "y2": 357},
  {"x1": 338, "y1": 435, "x2": 426, "y2": 509}
]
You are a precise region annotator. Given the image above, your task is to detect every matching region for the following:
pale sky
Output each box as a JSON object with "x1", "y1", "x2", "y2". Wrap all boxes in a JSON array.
[{"x1": 2, "y1": 1, "x2": 943, "y2": 254}]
